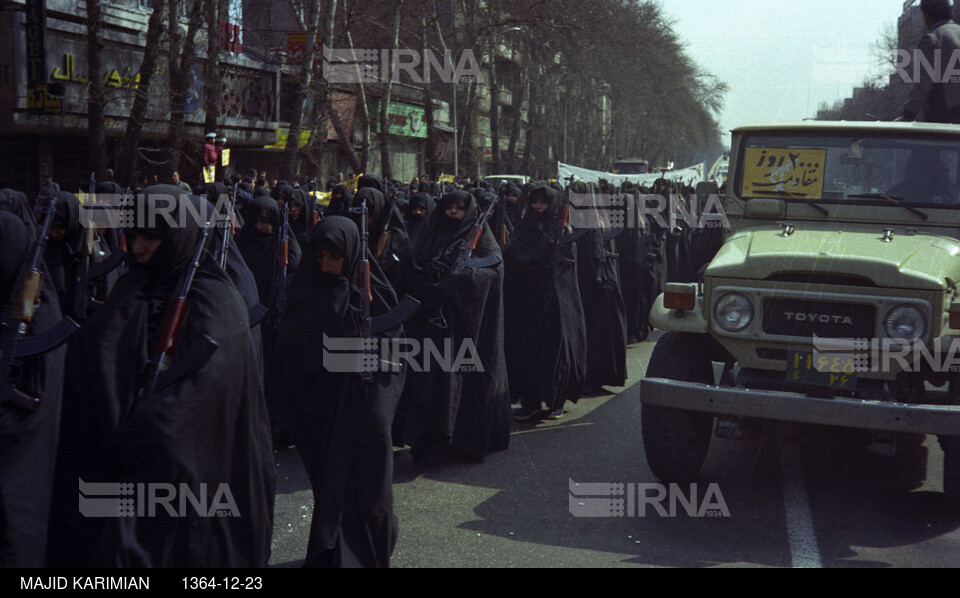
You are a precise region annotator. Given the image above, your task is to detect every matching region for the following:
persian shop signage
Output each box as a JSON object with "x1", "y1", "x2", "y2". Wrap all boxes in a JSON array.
[{"x1": 371, "y1": 100, "x2": 426, "y2": 139}]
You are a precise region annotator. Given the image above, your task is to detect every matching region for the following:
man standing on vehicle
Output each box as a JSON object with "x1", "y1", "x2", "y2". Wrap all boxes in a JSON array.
[{"x1": 903, "y1": 0, "x2": 960, "y2": 123}]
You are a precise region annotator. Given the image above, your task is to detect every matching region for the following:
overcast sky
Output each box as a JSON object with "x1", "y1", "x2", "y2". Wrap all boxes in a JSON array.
[{"x1": 657, "y1": 0, "x2": 911, "y2": 145}]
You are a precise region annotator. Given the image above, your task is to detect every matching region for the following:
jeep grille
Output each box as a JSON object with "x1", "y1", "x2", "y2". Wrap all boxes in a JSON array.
[{"x1": 761, "y1": 298, "x2": 875, "y2": 339}]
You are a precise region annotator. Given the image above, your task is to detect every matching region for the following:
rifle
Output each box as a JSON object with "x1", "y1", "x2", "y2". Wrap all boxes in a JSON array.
[
  {"x1": 218, "y1": 181, "x2": 239, "y2": 269},
  {"x1": 137, "y1": 220, "x2": 215, "y2": 402},
  {"x1": 350, "y1": 197, "x2": 374, "y2": 383},
  {"x1": 276, "y1": 204, "x2": 289, "y2": 314},
  {"x1": 1, "y1": 196, "x2": 79, "y2": 412},
  {"x1": 374, "y1": 199, "x2": 394, "y2": 259},
  {"x1": 72, "y1": 173, "x2": 98, "y2": 320},
  {"x1": 451, "y1": 195, "x2": 501, "y2": 275}
]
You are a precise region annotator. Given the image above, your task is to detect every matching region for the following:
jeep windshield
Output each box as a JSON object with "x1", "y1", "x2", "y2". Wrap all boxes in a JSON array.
[{"x1": 738, "y1": 133, "x2": 960, "y2": 208}]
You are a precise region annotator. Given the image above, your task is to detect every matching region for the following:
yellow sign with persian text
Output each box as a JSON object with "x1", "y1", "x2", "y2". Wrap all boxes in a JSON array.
[{"x1": 742, "y1": 148, "x2": 826, "y2": 199}]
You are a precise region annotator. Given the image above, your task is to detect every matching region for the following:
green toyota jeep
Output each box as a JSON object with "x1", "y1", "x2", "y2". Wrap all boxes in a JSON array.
[{"x1": 639, "y1": 121, "x2": 960, "y2": 508}]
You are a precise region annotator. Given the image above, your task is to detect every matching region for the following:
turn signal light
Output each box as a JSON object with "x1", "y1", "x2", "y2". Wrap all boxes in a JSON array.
[
  {"x1": 950, "y1": 301, "x2": 960, "y2": 329},
  {"x1": 664, "y1": 283, "x2": 697, "y2": 311}
]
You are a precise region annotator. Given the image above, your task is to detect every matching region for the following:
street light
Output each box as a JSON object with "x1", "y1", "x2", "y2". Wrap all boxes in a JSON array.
[{"x1": 451, "y1": 26, "x2": 522, "y2": 180}]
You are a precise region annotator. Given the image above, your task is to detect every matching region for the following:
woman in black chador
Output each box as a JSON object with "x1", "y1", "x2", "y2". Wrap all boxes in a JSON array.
[
  {"x1": 48, "y1": 186, "x2": 274, "y2": 567},
  {"x1": 272, "y1": 216, "x2": 405, "y2": 568},
  {"x1": 504, "y1": 185, "x2": 587, "y2": 420},
  {"x1": 394, "y1": 190, "x2": 511, "y2": 463},
  {"x1": 0, "y1": 188, "x2": 38, "y2": 241},
  {"x1": 42, "y1": 191, "x2": 84, "y2": 320},
  {"x1": 349, "y1": 187, "x2": 409, "y2": 289},
  {"x1": 287, "y1": 187, "x2": 316, "y2": 247},
  {"x1": 404, "y1": 184, "x2": 435, "y2": 248},
  {"x1": 236, "y1": 194, "x2": 301, "y2": 434},
  {"x1": 324, "y1": 184, "x2": 354, "y2": 218},
  {"x1": 0, "y1": 212, "x2": 66, "y2": 567},
  {"x1": 570, "y1": 181, "x2": 628, "y2": 391}
]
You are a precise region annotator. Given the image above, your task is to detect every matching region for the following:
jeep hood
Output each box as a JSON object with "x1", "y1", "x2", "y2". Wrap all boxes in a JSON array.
[{"x1": 706, "y1": 227, "x2": 960, "y2": 290}]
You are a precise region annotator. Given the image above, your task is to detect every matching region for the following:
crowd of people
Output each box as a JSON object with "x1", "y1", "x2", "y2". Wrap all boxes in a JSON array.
[{"x1": 0, "y1": 165, "x2": 722, "y2": 569}]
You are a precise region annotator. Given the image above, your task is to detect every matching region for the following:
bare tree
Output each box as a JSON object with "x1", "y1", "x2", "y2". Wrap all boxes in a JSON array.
[
  {"x1": 378, "y1": 0, "x2": 404, "y2": 181},
  {"x1": 279, "y1": 0, "x2": 324, "y2": 181},
  {"x1": 164, "y1": 0, "x2": 204, "y2": 172},
  {"x1": 119, "y1": 0, "x2": 166, "y2": 187},
  {"x1": 85, "y1": 0, "x2": 106, "y2": 178}
]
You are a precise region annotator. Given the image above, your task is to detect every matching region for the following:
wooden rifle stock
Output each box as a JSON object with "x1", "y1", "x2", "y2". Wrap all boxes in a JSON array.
[
  {"x1": 154, "y1": 297, "x2": 188, "y2": 356},
  {"x1": 139, "y1": 221, "x2": 212, "y2": 401},
  {"x1": 1, "y1": 196, "x2": 58, "y2": 410}
]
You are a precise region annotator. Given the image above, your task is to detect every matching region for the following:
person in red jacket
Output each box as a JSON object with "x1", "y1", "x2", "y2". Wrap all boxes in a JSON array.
[{"x1": 202, "y1": 132, "x2": 219, "y2": 167}]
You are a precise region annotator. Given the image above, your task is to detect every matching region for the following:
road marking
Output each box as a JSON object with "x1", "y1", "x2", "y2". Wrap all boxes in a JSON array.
[
  {"x1": 510, "y1": 422, "x2": 595, "y2": 435},
  {"x1": 780, "y1": 443, "x2": 823, "y2": 568}
]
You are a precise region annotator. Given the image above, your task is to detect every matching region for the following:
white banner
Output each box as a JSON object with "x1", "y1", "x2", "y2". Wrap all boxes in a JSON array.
[{"x1": 557, "y1": 161, "x2": 705, "y2": 188}]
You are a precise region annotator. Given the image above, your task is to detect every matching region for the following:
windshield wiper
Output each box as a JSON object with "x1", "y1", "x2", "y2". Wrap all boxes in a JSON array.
[
  {"x1": 846, "y1": 194, "x2": 928, "y2": 221},
  {"x1": 762, "y1": 190, "x2": 830, "y2": 215}
]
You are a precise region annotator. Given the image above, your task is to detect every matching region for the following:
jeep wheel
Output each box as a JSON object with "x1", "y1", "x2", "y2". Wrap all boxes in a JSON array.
[
  {"x1": 942, "y1": 377, "x2": 960, "y2": 510},
  {"x1": 641, "y1": 332, "x2": 715, "y2": 483}
]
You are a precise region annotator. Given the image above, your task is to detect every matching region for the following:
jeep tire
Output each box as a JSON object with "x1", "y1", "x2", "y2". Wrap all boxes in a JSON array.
[
  {"x1": 942, "y1": 377, "x2": 960, "y2": 510},
  {"x1": 641, "y1": 332, "x2": 716, "y2": 483}
]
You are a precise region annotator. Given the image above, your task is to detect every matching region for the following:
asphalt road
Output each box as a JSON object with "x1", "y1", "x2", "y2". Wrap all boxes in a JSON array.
[{"x1": 269, "y1": 331, "x2": 960, "y2": 568}]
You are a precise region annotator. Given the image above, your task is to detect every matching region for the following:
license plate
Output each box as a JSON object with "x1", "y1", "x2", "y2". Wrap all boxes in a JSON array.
[{"x1": 785, "y1": 350, "x2": 857, "y2": 389}]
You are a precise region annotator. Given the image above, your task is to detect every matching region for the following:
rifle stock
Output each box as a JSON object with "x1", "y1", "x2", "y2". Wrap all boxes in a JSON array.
[
  {"x1": 218, "y1": 182, "x2": 239, "y2": 269},
  {"x1": 139, "y1": 221, "x2": 213, "y2": 402},
  {"x1": 0, "y1": 196, "x2": 58, "y2": 411}
]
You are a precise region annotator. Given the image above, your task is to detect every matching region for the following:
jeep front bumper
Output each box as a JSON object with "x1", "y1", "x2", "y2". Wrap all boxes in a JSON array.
[{"x1": 639, "y1": 378, "x2": 960, "y2": 436}]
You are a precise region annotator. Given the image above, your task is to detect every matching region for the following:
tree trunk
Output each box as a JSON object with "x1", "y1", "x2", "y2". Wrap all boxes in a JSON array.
[
  {"x1": 164, "y1": 0, "x2": 203, "y2": 175},
  {"x1": 487, "y1": 7, "x2": 499, "y2": 174},
  {"x1": 203, "y1": 0, "x2": 221, "y2": 136},
  {"x1": 164, "y1": 0, "x2": 184, "y2": 174},
  {"x1": 118, "y1": 0, "x2": 165, "y2": 187},
  {"x1": 279, "y1": 0, "x2": 325, "y2": 181},
  {"x1": 378, "y1": 0, "x2": 404, "y2": 182},
  {"x1": 345, "y1": 28, "x2": 372, "y2": 174},
  {"x1": 422, "y1": 18, "x2": 436, "y2": 178},
  {"x1": 85, "y1": 0, "x2": 106, "y2": 179},
  {"x1": 506, "y1": 76, "x2": 527, "y2": 172},
  {"x1": 328, "y1": 99, "x2": 362, "y2": 174}
]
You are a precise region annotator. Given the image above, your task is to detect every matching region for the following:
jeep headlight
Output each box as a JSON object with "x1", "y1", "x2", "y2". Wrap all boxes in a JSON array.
[
  {"x1": 714, "y1": 292, "x2": 754, "y2": 332},
  {"x1": 883, "y1": 305, "x2": 925, "y2": 342}
]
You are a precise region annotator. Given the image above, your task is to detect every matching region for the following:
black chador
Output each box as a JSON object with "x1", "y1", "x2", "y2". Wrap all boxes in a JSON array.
[
  {"x1": 571, "y1": 182, "x2": 628, "y2": 390},
  {"x1": 616, "y1": 182, "x2": 659, "y2": 343},
  {"x1": 288, "y1": 188, "x2": 316, "y2": 247},
  {"x1": 324, "y1": 184, "x2": 354, "y2": 218},
  {"x1": 503, "y1": 185, "x2": 587, "y2": 415},
  {"x1": 0, "y1": 189, "x2": 39, "y2": 241},
  {"x1": 192, "y1": 188, "x2": 266, "y2": 370},
  {"x1": 478, "y1": 189, "x2": 514, "y2": 248},
  {"x1": 395, "y1": 191, "x2": 511, "y2": 462},
  {"x1": 272, "y1": 216, "x2": 404, "y2": 568},
  {"x1": 48, "y1": 187, "x2": 274, "y2": 567},
  {"x1": 0, "y1": 212, "x2": 67, "y2": 567},
  {"x1": 404, "y1": 186, "x2": 435, "y2": 248},
  {"x1": 42, "y1": 191, "x2": 83, "y2": 319},
  {"x1": 236, "y1": 195, "x2": 301, "y2": 432},
  {"x1": 349, "y1": 187, "x2": 409, "y2": 289}
]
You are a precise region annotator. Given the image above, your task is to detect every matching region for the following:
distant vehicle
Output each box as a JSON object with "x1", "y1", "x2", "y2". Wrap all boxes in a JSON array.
[
  {"x1": 613, "y1": 158, "x2": 650, "y2": 175},
  {"x1": 708, "y1": 156, "x2": 729, "y2": 186},
  {"x1": 483, "y1": 175, "x2": 529, "y2": 188}
]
